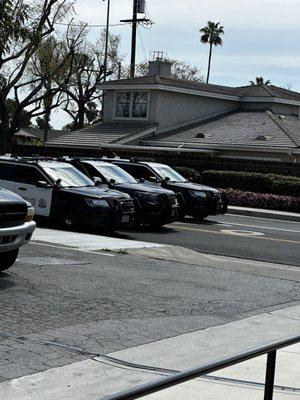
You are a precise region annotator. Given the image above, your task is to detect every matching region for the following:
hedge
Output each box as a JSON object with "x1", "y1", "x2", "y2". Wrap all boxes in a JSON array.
[
  {"x1": 176, "y1": 169, "x2": 300, "y2": 197},
  {"x1": 224, "y1": 189, "x2": 300, "y2": 213}
]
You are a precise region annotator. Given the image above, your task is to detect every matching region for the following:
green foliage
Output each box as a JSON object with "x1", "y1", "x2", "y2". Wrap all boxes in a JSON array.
[
  {"x1": 201, "y1": 170, "x2": 300, "y2": 197},
  {"x1": 6, "y1": 99, "x2": 32, "y2": 128}
]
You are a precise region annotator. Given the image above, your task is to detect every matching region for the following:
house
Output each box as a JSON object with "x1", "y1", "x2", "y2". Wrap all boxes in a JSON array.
[
  {"x1": 14, "y1": 128, "x2": 66, "y2": 146},
  {"x1": 46, "y1": 59, "x2": 300, "y2": 165}
]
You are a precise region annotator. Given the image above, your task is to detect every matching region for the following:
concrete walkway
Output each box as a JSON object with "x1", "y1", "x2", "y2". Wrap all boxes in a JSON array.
[
  {"x1": 1, "y1": 304, "x2": 299, "y2": 400},
  {"x1": 228, "y1": 206, "x2": 300, "y2": 222}
]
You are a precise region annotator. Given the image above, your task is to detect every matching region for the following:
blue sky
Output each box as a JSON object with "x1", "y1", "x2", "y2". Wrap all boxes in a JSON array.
[{"x1": 52, "y1": 0, "x2": 300, "y2": 127}]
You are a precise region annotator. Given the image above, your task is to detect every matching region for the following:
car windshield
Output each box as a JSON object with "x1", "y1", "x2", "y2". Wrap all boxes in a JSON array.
[
  {"x1": 44, "y1": 166, "x2": 94, "y2": 188},
  {"x1": 151, "y1": 165, "x2": 187, "y2": 183},
  {"x1": 92, "y1": 163, "x2": 137, "y2": 184}
]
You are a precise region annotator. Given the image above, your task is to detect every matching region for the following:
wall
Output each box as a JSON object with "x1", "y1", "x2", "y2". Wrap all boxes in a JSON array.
[
  {"x1": 241, "y1": 101, "x2": 299, "y2": 116},
  {"x1": 155, "y1": 91, "x2": 238, "y2": 131}
]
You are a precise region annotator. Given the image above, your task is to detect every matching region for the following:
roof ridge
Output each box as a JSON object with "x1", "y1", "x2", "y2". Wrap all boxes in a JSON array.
[
  {"x1": 266, "y1": 111, "x2": 299, "y2": 146},
  {"x1": 261, "y1": 85, "x2": 275, "y2": 97}
]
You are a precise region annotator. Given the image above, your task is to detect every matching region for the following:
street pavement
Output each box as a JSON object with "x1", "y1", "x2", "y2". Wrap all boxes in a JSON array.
[{"x1": 120, "y1": 214, "x2": 300, "y2": 266}]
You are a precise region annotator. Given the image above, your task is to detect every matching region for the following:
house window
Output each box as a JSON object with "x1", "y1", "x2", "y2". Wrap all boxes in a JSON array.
[{"x1": 115, "y1": 91, "x2": 148, "y2": 119}]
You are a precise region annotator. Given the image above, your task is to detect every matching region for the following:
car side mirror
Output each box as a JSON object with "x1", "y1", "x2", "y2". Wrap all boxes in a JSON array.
[
  {"x1": 139, "y1": 178, "x2": 145, "y2": 183},
  {"x1": 93, "y1": 177, "x2": 102, "y2": 186},
  {"x1": 36, "y1": 180, "x2": 51, "y2": 188},
  {"x1": 164, "y1": 177, "x2": 170, "y2": 182},
  {"x1": 188, "y1": 177, "x2": 194, "y2": 182},
  {"x1": 109, "y1": 178, "x2": 116, "y2": 184}
]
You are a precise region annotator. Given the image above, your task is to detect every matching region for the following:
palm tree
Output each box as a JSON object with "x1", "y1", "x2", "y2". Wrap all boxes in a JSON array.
[
  {"x1": 200, "y1": 21, "x2": 224, "y2": 84},
  {"x1": 250, "y1": 77, "x2": 271, "y2": 86}
]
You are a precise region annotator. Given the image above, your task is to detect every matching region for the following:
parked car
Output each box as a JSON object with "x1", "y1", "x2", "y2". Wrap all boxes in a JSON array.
[
  {"x1": 0, "y1": 187, "x2": 36, "y2": 271},
  {"x1": 107, "y1": 159, "x2": 228, "y2": 220},
  {"x1": 67, "y1": 158, "x2": 179, "y2": 228},
  {"x1": 0, "y1": 157, "x2": 135, "y2": 231}
]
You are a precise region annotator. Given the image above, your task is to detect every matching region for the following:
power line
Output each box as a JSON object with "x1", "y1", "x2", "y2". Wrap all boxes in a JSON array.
[{"x1": 55, "y1": 21, "x2": 131, "y2": 28}]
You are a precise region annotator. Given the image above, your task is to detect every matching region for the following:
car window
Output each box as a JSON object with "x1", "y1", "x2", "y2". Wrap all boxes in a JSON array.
[
  {"x1": 117, "y1": 163, "x2": 159, "y2": 181},
  {"x1": 18, "y1": 166, "x2": 47, "y2": 185},
  {"x1": 0, "y1": 163, "x2": 20, "y2": 181},
  {"x1": 90, "y1": 163, "x2": 137, "y2": 184},
  {"x1": 43, "y1": 165, "x2": 94, "y2": 188}
]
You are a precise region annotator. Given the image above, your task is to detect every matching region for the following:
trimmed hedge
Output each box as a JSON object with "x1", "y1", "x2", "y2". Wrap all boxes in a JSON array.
[{"x1": 224, "y1": 189, "x2": 300, "y2": 213}]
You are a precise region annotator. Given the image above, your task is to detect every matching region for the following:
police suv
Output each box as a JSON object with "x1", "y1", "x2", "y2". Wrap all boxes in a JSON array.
[
  {"x1": 0, "y1": 157, "x2": 135, "y2": 231},
  {"x1": 67, "y1": 158, "x2": 179, "y2": 228},
  {"x1": 106, "y1": 159, "x2": 228, "y2": 220}
]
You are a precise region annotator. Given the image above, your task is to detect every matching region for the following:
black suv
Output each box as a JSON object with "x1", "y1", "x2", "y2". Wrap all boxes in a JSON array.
[
  {"x1": 0, "y1": 187, "x2": 36, "y2": 271},
  {"x1": 0, "y1": 157, "x2": 135, "y2": 231},
  {"x1": 108, "y1": 159, "x2": 228, "y2": 220},
  {"x1": 68, "y1": 158, "x2": 179, "y2": 228}
]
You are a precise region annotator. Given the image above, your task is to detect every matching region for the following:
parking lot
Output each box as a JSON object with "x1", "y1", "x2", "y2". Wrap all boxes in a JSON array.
[{"x1": 0, "y1": 220, "x2": 299, "y2": 382}]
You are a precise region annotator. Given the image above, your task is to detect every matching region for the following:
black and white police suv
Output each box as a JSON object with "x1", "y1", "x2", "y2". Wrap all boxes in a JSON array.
[
  {"x1": 67, "y1": 158, "x2": 179, "y2": 228},
  {"x1": 108, "y1": 159, "x2": 228, "y2": 221},
  {"x1": 0, "y1": 157, "x2": 135, "y2": 231},
  {"x1": 0, "y1": 187, "x2": 36, "y2": 271}
]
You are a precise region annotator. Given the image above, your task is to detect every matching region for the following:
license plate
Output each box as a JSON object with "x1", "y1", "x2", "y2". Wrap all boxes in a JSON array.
[{"x1": 122, "y1": 215, "x2": 130, "y2": 223}]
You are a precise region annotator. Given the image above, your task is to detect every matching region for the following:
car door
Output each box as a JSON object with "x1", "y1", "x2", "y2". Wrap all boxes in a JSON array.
[
  {"x1": 15, "y1": 165, "x2": 53, "y2": 217},
  {"x1": 0, "y1": 162, "x2": 20, "y2": 193}
]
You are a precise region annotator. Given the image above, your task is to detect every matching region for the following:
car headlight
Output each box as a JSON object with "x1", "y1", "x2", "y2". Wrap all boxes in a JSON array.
[
  {"x1": 85, "y1": 198, "x2": 109, "y2": 207},
  {"x1": 189, "y1": 190, "x2": 207, "y2": 198},
  {"x1": 26, "y1": 206, "x2": 35, "y2": 222}
]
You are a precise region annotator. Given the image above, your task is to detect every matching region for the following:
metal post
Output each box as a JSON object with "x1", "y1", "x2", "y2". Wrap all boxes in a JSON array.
[
  {"x1": 264, "y1": 351, "x2": 277, "y2": 400},
  {"x1": 130, "y1": 0, "x2": 138, "y2": 78},
  {"x1": 103, "y1": 0, "x2": 111, "y2": 82}
]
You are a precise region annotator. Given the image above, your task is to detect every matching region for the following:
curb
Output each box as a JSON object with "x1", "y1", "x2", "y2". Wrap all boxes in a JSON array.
[{"x1": 228, "y1": 206, "x2": 300, "y2": 222}]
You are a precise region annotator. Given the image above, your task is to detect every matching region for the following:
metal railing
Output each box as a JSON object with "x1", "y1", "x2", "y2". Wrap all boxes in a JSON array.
[{"x1": 103, "y1": 334, "x2": 300, "y2": 400}]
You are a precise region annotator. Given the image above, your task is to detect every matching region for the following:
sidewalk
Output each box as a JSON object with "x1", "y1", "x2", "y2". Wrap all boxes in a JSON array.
[
  {"x1": 228, "y1": 206, "x2": 300, "y2": 222},
  {"x1": 1, "y1": 304, "x2": 299, "y2": 399}
]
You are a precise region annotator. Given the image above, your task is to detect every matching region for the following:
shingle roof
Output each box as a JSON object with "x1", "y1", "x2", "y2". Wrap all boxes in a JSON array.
[
  {"x1": 17, "y1": 128, "x2": 66, "y2": 142},
  {"x1": 46, "y1": 122, "x2": 157, "y2": 148},
  {"x1": 144, "y1": 111, "x2": 300, "y2": 148},
  {"x1": 101, "y1": 76, "x2": 300, "y2": 102}
]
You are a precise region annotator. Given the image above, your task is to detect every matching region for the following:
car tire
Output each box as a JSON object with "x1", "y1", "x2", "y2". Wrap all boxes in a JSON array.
[
  {"x1": 54, "y1": 207, "x2": 78, "y2": 230},
  {"x1": 0, "y1": 249, "x2": 19, "y2": 272},
  {"x1": 193, "y1": 214, "x2": 208, "y2": 222}
]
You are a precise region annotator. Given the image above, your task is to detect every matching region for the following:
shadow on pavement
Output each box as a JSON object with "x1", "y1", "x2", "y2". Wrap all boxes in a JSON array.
[{"x1": 0, "y1": 272, "x2": 15, "y2": 289}]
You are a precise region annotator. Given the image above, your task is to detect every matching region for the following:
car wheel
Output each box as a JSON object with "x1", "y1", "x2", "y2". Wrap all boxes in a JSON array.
[
  {"x1": 55, "y1": 207, "x2": 78, "y2": 230},
  {"x1": 0, "y1": 249, "x2": 19, "y2": 272},
  {"x1": 193, "y1": 214, "x2": 208, "y2": 222}
]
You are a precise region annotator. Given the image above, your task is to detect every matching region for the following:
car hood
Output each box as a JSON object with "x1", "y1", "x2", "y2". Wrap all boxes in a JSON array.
[
  {"x1": 60, "y1": 186, "x2": 129, "y2": 199},
  {"x1": 111, "y1": 182, "x2": 175, "y2": 195},
  {"x1": 0, "y1": 187, "x2": 26, "y2": 204},
  {"x1": 166, "y1": 181, "x2": 219, "y2": 192}
]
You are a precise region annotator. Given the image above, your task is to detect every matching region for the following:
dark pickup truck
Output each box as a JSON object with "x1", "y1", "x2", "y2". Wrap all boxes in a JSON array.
[{"x1": 0, "y1": 187, "x2": 36, "y2": 271}]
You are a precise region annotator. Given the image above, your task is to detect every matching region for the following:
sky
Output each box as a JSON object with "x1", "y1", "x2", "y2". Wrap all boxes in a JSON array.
[{"x1": 51, "y1": 0, "x2": 300, "y2": 128}]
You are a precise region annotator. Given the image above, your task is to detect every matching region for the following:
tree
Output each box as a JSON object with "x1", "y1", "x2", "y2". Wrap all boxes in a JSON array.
[
  {"x1": 63, "y1": 29, "x2": 123, "y2": 130},
  {"x1": 35, "y1": 116, "x2": 53, "y2": 130},
  {"x1": 200, "y1": 21, "x2": 224, "y2": 84},
  {"x1": 250, "y1": 77, "x2": 271, "y2": 86},
  {"x1": 0, "y1": 0, "x2": 78, "y2": 153},
  {"x1": 134, "y1": 59, "x2": 204, "y2": 82},
  {"x1": 6, "y1": 99, "x2": 32, "y2": 129}
]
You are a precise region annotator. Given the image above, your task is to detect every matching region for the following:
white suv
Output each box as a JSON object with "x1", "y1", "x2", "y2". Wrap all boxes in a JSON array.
[{"x1": 0, "y1": 187, "x2": 36, "y2": 272}]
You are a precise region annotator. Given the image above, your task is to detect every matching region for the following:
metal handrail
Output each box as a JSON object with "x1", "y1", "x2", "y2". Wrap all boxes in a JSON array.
[{"x1": 103, "y1": 334, "x2": 300, "y2": 400}]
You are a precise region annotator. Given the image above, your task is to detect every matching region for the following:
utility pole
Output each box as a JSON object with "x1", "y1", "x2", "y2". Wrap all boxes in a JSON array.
[
  {"x1": 103, "y1": 0, "x2": 111, "y2": 82},
  {"x1": 121, "y1": 0, "x2": 149, "y2": 78}
]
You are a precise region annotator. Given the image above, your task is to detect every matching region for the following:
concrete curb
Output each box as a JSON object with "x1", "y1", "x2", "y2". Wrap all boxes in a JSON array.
[{"x1": 228, "y1": 206, "x2": 300, "y2": 222}]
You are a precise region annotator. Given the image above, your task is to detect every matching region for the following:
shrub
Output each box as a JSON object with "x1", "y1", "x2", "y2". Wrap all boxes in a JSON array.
[
  {"x1": 201, "y1": 170, "x2": 300, "y2": 197},
  {"x1": 224, "y1": 189, "x2": 300, "y2": 213},
  {"x1": 174, "y1": 166, "x2": 202, "y2": 182}
]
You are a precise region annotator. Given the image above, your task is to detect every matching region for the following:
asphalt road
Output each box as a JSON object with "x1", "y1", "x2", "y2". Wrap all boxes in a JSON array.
[
  {"x1": 0, "y1": 241, "x2": 299, "y2": 382},
  {"x1": 120, "y1": 214, "x2": 300, "y2": 266}
]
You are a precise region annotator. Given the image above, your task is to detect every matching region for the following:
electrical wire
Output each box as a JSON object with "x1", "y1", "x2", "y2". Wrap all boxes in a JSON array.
[
  {"x1": 55, "y1": 21, "x2": 131, "y2": 28},
  {"x1": 137, "y1": 26, "x2": 147, "y2": 61}
]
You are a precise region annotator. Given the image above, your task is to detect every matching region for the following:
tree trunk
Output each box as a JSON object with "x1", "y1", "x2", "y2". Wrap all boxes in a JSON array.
[
  {"x1": 0, "y1": 99, "x2": 12, "y2": 154},
  {"x1": 43, "y1": 108, "x2": 51, "y2": 143},
  {"x1": 206, "y1": 43, "x2": 213, "y2": 84},
  {"x1": 76, "y1": 102, "x2": 85, "y2": 129}
]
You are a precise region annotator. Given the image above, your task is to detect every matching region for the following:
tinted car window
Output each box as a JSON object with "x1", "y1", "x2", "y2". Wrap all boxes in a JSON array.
[
  {"x1": 18, "y1": 166, "x2": 46, "y2": 185},
  {"x1": 118, "y1": 164, "x2": 158, "y2": 181},
  {"x1": 0, "y1": 163, "x2": 20, "y2": 181}
]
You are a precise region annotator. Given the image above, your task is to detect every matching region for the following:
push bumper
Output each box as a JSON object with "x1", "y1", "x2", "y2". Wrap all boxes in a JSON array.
[{"x1": 0, "y1": 221, "x2": 36, "y2": 252}]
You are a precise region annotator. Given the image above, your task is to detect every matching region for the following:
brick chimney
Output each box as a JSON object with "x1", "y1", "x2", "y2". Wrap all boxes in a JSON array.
[{"x1": 148, "y1": 59, "x2": 172, "y2": 77}]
